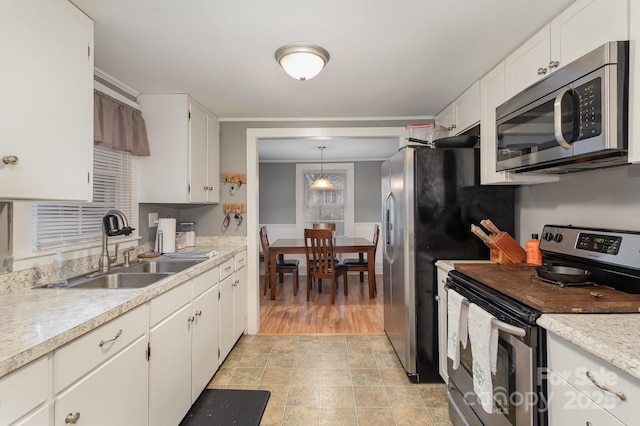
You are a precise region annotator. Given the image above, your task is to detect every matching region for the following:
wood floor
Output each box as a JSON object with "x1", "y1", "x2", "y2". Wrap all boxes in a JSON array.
[{"x1": 259, "y1": 273, "x2": 384, "y2": 334}]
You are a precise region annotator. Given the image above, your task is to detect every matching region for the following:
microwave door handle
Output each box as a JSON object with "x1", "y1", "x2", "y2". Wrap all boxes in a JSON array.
[{"x1": 553, "y1": 86, "x2": 575, "y2": 150}]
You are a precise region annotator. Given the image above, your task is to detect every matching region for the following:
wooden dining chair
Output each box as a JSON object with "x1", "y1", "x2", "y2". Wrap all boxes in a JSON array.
[
  {"x1": 304, "y1": 228, "x2": 348, "y2": 304},
  {"x1": 259, "y1": 226, "x2": 299, "y2": 296},
  {"x1": 343, "y1": 224, "x2": 380, "y2": 283},
  {"x1": 312, "y1": 222, "x2": 336, "y2": 231}
]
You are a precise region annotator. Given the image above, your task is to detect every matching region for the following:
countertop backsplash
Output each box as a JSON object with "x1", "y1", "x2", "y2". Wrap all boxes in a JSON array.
[{"x1": 0, "y1": 236, "x2": 246, "y2": 294}]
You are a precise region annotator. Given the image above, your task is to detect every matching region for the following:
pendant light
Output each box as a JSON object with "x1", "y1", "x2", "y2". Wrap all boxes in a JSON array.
[
  {"x1": 310, "y1": 146, "x2": 333, "y2": 190},
  {"x1": 275, "y1": 43, "x2": 330, "y2": 81}
]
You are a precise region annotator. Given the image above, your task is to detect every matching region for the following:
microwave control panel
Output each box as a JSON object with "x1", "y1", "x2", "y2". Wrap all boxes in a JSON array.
[{"x1": 576, "y1": 77, "x2": 602, "y2": 140}]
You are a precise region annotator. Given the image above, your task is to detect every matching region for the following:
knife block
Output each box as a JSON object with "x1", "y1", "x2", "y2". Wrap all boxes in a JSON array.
[{"x1": 486, "y1": 232, "x2": 526, "y2": 264}]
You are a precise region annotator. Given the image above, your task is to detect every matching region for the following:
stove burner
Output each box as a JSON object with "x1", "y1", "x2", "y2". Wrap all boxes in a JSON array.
[{"x1": 528, "y1": 274, "x2": 597, "y2": 288}]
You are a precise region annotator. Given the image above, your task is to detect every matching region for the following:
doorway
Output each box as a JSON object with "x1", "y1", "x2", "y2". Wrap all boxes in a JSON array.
[{"x1": 245, "y1": 127, "x2": 405, "y2": 334}]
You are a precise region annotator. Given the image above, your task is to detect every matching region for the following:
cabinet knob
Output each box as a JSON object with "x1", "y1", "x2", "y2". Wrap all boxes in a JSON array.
[
  {"x1": 449, "y1": 124, "x2": 456, "y2": 130},
  {"x1": 203, "y1": 185, "x2": 209, "y2": 190},
  {"x1": 537, "y1": 67, "x2": 548, "y2": 75},
  {"x1": 188, "y1": 316, "x2": 195, "y2": 322},
  {"x1": 2, "y1": 155, "x2": 19, "y2": 165},
  {"x1": 195, "y1": 310, "x2": 202, "y2": 316},
  {"x1": 549, "y1": 60, "x2": 559, "y2": 69},
  {"x1": 65, "y1": 412, "x2": 81, "y2": 424}
]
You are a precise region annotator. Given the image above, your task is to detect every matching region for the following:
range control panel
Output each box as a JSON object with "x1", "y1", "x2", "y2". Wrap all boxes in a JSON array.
[
  {"x1": 577, "y1": 233, "x2": 622, "y2": 255},
  {"x1": 540, "y1": 225, "x2": 640, "y2": 270}
]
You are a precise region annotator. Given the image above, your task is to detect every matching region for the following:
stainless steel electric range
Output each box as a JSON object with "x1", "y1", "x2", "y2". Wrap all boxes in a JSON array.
[{"x1": 445, "y1": 225, "x2": 640, "y2": 426}]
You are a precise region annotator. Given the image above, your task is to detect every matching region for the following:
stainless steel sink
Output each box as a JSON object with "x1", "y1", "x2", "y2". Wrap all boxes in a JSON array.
[
  {"x1": 68, "y1": 272, "x2": 172, "y2": 289},
  {"x1": 117, "y1": 259, "x2": 203, "y2": 274}
]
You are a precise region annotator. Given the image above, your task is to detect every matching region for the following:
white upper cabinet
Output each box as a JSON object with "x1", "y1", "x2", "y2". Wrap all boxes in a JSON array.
[
  {"x1": 138, "y1": 94, "x2": 220, "y2": 204},
  {"x1": 505, "y1": 24, "x2": 552, "y2": 99},
  {"x1": 506, "y1": 0, "x2": 629, "y2": 99},
  {"x1": 0, "y1": 0, "x2": 94, "y2": 201},
  {"x1": 435, "y1": 82, "x2": 480, "y2": 136},
  {"x1": 480, "y1": 62, "x2": 558, "y2": 185}
]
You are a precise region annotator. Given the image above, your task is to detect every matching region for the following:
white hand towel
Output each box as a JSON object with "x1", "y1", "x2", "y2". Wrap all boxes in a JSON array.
[
  {"x1": 447, "y1": 289, "x2": 469, "y2": 370},
  {"x1": 467, "y1": 303, "x2": 499, "y2": 414}
]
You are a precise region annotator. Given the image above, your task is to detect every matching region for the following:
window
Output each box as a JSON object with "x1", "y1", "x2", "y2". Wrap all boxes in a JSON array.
[
  {"x1": 296, "y1": 163, "x2": 354, "y2": 237},
  {"x1": 32, "y1": 146, "x2": 134, "y2": 251}
]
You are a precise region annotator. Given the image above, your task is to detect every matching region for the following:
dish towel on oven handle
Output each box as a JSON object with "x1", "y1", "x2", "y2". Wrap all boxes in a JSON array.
[
  {"x1": 468, "y1": 303, "x2": 499, "y2": 414},
  {"x1": 447, "y1": 289, "x2": 469, "y2": 370}
]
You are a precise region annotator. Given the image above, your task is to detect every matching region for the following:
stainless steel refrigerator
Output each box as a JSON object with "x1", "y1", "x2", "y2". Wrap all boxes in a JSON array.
[{"x1": 382, "y1": 145, "x2": 514, "y2": 383}]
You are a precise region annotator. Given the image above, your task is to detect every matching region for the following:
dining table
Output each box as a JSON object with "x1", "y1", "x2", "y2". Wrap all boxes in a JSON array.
[{"x1": 268, "y1": 237, "x2": 376, "y2": 300}]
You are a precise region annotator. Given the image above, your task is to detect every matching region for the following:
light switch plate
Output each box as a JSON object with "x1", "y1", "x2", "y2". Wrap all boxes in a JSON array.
[{"x1": 148, "y1": 212, "x2": 159, "y2": 227}]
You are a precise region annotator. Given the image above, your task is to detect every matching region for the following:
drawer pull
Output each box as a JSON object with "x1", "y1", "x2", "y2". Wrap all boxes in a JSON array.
[
  {"x1": 586, "y1": 371, "x2": 627, "y2": 401},
  {"x1": 65, "y1": 412, "x2": 81, "y2": 424},
  {"x1": 98, "y1": 329, "x2": 122, "y2": 347}
]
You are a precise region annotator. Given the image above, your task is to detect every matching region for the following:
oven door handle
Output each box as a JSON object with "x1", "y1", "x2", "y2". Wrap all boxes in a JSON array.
[
  {"x1": 445, "y1": 282, "x2": 526, "y2": 338},
  {"x1": 491, "y1": 318, "x2": 526, "y2": 338}
]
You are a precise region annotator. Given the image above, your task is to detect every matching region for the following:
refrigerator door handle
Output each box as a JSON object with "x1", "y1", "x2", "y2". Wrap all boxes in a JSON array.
[{"x1": 383, "y1": 191, "x2": 394, "y2": 263}]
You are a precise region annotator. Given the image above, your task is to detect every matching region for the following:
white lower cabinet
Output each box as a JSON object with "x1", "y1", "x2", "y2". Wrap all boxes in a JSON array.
[
  {"x1": 233, "y1": 252, "x2": 247, "y2": 342},
  {"x1": 435, "y1": 263, "x2": 450, "y2": 383},
  {"x1": 11, "y1": 404, "x2": 49, "y2": 426},
  {"x1": 0, "y1": 355, "x2": 48, "y2": 426},
  {"x1": 547, "y1": 332, "x2": 640, "y2": 425},
  {"x1": 54, "y1": 336, "x2": 148, "y2": 426},
  {"x1": 219, "y1": 252, "x2": 247, "y2": 364},
  {"x1": 149, "y1": 267, "x2": 221, "y2": 426},
  {"x1": 191, "y1": 269, "x2": 220, "y2": 402}
]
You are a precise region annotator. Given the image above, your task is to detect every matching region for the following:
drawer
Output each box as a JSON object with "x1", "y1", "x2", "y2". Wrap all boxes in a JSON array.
[
  {"x1": 547, "y1": 370, "x2": 625, "y2": 425},
  {"x1": 54, "y1": 304, "x2": 147, "y2": 393},
  {"x1": 219, "y1": 258, "x2": 234, "y2": 280},
  {"x1": 0, "y1": 355, "x2": 48, "y2": 426},
  {"x1": 234, "y1": 251, "x2": 246, "y2": 271},
  {"x1": 193, "y1": 266, "x2": 218, "y2": 298},
  {"x1": 548, "y1": 332, "x2": 640, "y2": 424},
  {"x1": 149, "y1": 281, "x2": 192, "y2": 326}
]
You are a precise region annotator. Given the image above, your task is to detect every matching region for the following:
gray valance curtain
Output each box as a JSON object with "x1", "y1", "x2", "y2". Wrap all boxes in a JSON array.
[{"x1": 94, "y1": 90, "x2": 150, "y2": 156}]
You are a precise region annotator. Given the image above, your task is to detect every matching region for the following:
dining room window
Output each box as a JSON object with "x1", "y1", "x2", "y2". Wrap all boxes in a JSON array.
[{"x1": 296, "y1": 163, "x2": 354, "y2": 237}]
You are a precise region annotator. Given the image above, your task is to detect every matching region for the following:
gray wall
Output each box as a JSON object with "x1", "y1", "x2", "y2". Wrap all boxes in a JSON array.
[
  {"x1": 259, "y1": 161, "x2": 383, "y2": 225},
  {"x1": 517, "y1": 164, "x2": 640, "y2": 242}
]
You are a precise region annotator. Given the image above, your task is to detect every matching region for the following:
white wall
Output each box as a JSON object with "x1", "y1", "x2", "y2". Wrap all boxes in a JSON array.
[{"x1": 517, "y1": 164, "x2": 640, "y2": 241}]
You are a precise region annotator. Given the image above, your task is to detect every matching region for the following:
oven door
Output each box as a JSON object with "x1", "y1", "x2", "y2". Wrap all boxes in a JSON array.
[{"x1": 448, "y1": 326, "x2": 535, "y2": 426}]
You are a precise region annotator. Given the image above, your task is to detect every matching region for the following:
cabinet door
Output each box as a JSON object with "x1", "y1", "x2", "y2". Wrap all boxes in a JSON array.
[
  {"x1": 219, "y1": 274, "x2": 235, "y2": 363},
  {"x1": 189, "y1": 100, "x2": 208, "y2": 203},
  {"x1": 630, "y1": 0, "x2": 640, "y2": 163},
  {"x1": 479, "y1": 62, "x2": 558, "y2": 185},
  {"x1": 11, "y1": 404, "x2": 49, "y2": 426},
  {"x1": 435, "y1": 266, "x2": 449, "y2": 383},
  {"x1": 505, "y1": 24, "x2": 551, "y2": 99},
  {"x1": 191, "y1": 284, "x2": 219, "y2": 402},
  {"x1": 233, "y1": 266, "x2": 246, "y2": 341},
  {"x1": 206, "y1": 113, "x2": 220, "y2": 203},
  {"x1": 435, "y1": 104, "x2": 455, "y2": 136},
  {"x1": 550, "y1": 0, "x2": 628, "y2": 68},
  {"x1": 54, "y1": 336, "x2": 148, "y2": 426},
  {"x1": 453, "y1": 82, "x2": 480, "y2": 134},
  {"x1": 0, "y1": 0, "x2": 93, "y2": 201},
  {"x1": 547, "y1": 370, "x2": 625, "y2": 426},
  {"x1": 149, "y1": 303, "x2": 192, "y2": 426},
  {"x1": 0, "y1": 356, "x2": 48, "y2": 426}
]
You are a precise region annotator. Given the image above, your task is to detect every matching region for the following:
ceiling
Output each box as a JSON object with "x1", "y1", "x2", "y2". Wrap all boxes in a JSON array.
[{"x1": 70, "y1": 0, "x2": 574, "y2": 160}]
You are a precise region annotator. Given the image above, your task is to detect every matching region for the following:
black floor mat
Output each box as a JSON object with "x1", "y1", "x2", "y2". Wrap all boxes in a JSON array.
[{"x1": 179, "y1": 389, "x2": 270, "y2": 426}]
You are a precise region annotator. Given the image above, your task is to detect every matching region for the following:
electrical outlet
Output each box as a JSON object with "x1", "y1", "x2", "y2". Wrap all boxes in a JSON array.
[{"x1": 148, "y1": 212, "x2": 159, "y2": 227}]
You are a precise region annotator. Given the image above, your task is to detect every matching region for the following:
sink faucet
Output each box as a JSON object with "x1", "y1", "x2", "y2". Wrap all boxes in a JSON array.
[{"x1": 99, "y1": 210, "x2": 134, "y2": 272}]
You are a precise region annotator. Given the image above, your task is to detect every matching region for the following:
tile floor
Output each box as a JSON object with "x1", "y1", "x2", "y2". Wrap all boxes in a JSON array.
[{"x1": 207, "y1": 334, "x2": 453, "y2": 426}]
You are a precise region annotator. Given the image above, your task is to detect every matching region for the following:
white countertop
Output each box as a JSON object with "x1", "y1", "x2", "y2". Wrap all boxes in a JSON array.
[
  {"x1": 538, "y1": 314, "x2": 640, "y2": 380},
  {"x1": 0, "y1": 245, "x2": 244, "y2": 378}
]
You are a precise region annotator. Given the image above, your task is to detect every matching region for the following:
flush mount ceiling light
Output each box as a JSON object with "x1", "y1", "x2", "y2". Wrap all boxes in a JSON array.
[
  {"x1": 274, "y1": 43, "x2": 330, "y2": 81},
  {"x1": 310, "y1": 146, "x2": 334, "y2": 190}
]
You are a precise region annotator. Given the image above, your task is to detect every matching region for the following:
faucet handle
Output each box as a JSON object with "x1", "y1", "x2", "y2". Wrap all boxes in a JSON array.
[{"x1": 122, "y1": 247, "x2": 135, "y2": 267}]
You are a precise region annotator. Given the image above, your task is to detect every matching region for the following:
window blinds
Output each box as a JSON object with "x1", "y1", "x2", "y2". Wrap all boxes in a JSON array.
[{"x1": 33, "y1": 146, "x2": 134, "y2": 251}]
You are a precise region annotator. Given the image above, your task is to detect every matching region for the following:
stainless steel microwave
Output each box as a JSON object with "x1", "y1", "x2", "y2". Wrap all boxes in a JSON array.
[{"x1": 496, "y1": 41, "x2": 629, "y2": 174}]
